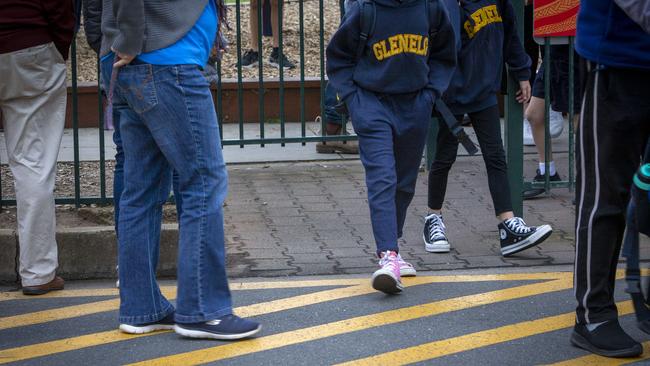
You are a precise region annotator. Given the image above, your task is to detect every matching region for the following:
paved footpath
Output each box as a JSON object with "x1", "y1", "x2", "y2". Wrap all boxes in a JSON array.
[
  {"x1": 2, "y1": 266, "x2": 650, "y2": 365},
  {"x1": 222, "y1": 157, "x2": 649, "y2": 278}
]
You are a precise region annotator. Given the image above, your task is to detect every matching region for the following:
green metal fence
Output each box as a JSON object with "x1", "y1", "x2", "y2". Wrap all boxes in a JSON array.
[{"x1": 0, "y1": 0, "x2": 576, "y2": 215}]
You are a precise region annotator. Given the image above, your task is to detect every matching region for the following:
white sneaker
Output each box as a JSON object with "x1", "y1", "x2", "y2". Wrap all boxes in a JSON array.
[
  {"x1": 549, "y1": 109, "x2": 565, "y2": 138},
  {"x1": 371, "y1": 251, "x2": 403, "y2": 294},
  {"x1": 523, "y1": 119, "x2": 535, "y2": 146},
  {"x1": 396, "y1": 254, "x2": 416, "y2": 277}
]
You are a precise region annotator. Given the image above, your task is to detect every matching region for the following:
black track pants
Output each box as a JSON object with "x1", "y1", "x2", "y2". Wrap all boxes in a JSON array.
[{"x1": 574, "y1": 62, "x2": 650, "y2": 324}]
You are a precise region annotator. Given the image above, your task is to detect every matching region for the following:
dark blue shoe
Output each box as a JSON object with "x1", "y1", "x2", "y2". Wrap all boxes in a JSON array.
[
  {"x1": 174, "y1": 314, "x2": 261, "y2": 340},
  {"x1": 119, "y1": 312, "x2": 175, "y2": 334}
]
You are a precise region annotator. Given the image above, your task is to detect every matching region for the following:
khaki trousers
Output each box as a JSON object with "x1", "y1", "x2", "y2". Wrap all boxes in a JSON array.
[{"x1": 0, "y1": 42, "x2": 66, "y2": 286}]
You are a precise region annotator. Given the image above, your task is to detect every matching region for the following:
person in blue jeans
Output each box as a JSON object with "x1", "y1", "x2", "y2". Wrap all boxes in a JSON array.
[
  {"x1": 326, "y1": 0, "x2": 456, "y2": 294},
  {"x1": 316, "y1": 0, "x2": 358, "y2": 155},
  {"x1": 100, "y1": 0, "x2": 261, "y2": 340}
]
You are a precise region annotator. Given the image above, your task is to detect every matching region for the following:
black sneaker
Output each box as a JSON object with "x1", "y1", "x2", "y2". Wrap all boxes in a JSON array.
[
  {"x1": 523, "y1": 169, "x2": 562, "y2": 199},
  {"x1": 269, "y1": 48, "x2": 296, "y2": 69},
  {"x1": 174, "y1": 314, "x2": 261, "y2": 340},
  {"x1": 571, "y1": 320, "x2": 642, "y2": 358},
  {"x1": 499, "y1": 217, "x2": 552, "y2": 256},
  {"x1": 240, "y1": 49, "x2": 259, "y2": 69},
  {"x1": 423, "y1": 213, "x2": 450, "y2": 253},
  {"x1": 119, "y1": 312, "x2": 175, "y2": 334}
]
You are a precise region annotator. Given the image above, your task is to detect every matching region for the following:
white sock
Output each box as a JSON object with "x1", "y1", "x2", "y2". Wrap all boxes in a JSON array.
[
  {"x1": 586, "y1": 321, "x2": 606, "y2": 332},
  {"x1": 538, "y1": 161, "x2": 556, "y2": 176}
]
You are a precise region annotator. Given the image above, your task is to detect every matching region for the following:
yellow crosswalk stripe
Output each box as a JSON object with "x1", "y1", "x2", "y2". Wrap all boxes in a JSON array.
[
  {"x1": 0, "y1": 298, "x2": 120, "y2": 332},
  {"x1": 127, "y1": 277, "x2": 572, "y2": 366},
  {"x1": 549, "y1": 342, "x2": 650, "y2": 365},
  {"x1": 0, "y1": 273, "x2": 568, "y2": 331},
  {"x1": 337, "y1": 303, "x2": 636, "y2": 365},
  {"x1": 0, "y1": 279, "x2": 364, "y2": 302},
  {"x1": 0, "y1": 284, "x2": 363, "y2": 364},
  {"x1": 0, "y1": 272, "x2": 569, "y2": 302},
  {"x1": 0, "y1": 275, "x2": 569, "y2": 364}
]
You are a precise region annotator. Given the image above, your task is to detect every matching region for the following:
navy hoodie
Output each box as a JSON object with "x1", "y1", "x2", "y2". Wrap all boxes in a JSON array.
[
  {"x1": 576, "y1": 0, "x2": 650, "y2": 69},
  {"x1": 444, "y1": 0, "x2": 531, "y2": 114},
  {"x1": 326, "y1": 0, "x2": 457, "y2": 102}
]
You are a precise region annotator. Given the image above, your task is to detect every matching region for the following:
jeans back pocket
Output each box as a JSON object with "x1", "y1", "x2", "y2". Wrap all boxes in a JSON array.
[{"x1": 116, "y1": 64, "x2": 159, "y2": 114}]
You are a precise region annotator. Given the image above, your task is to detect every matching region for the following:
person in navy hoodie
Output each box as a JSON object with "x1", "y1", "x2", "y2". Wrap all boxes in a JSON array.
[
  {"x1": 571, "y1": 0, "x2": 650, "y2": 358},
  {"x1": 326, "y1": 0, "x2": 456, "y2": 294},
  {"x1": 422, "y1": 0, "x2": 553, "y2": 256}
]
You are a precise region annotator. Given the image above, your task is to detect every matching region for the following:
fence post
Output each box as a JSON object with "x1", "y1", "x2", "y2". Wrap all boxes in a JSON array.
[
  {"x1": 505, "y1": 0, "x2": 525, "y2": 217},
  {"x1": 71, "y1": 36, "x2": 81, "y2": 208}
]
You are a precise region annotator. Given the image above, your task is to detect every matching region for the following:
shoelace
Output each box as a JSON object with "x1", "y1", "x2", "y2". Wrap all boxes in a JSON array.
[
  {"x1": 379, "y1": 252, "x2": 398, "y2": 268},
  {"x1": 396, "y1": 254, "x2": 413, "y2": 268},
  {"x1": 426, "y1": 214, "x2": 446, "y2": 239},
  {"x1": 506, "y1": 217, "x2": 533, "y2": 235}
]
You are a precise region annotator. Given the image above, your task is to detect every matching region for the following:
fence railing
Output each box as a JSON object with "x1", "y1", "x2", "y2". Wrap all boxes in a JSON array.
[{"x1": 0, "y1": 0, "x2": 575, "y2": 217}]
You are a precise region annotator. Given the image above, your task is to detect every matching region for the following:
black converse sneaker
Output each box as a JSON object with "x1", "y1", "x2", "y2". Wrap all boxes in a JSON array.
[
  {"x1": 423, "y1": 213, "x2": 450, "y2": 253},
  {"x1": 498, "y1": 217, "x2": 552, "y2": 256},
  {"x1": 269, "y1": 48, "x2": 296, "y2": 69},
  {"x1": 240, "y1": 49, "x2": 260, "y2": 69},
  {"x1": 571, "y1": 320, "x2": 642, "y2": 358}
]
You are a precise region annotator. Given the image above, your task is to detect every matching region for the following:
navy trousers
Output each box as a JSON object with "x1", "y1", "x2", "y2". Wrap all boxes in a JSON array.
[{"x1": 347, "y1": 87, "x2": 434, "y2": 253}]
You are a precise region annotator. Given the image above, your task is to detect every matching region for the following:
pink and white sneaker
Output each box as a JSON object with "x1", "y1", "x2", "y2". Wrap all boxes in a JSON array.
[
  {"x1": 397, "y1": 254, "x2": 416, "y2": 277},
  {"x1": 372, "y1": 251, "x2": 403, "y2": 294}
]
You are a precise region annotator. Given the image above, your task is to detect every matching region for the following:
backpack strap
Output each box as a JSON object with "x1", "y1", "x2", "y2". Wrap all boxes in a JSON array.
[
  {"x1": 427, "y1": 0, "x2": 439, "y2": 40},
  {"x1": 355, "y1": 0, "x2": 376, "y2": 61}
]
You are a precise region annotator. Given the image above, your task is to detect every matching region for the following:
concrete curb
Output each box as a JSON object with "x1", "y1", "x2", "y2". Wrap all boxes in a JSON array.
[
  {"x1": 0, "y1": 229, "x2": 17, "y2": 282},
  {"x1": 0, "y1": 225, "x2": 179, "y2": 283}
]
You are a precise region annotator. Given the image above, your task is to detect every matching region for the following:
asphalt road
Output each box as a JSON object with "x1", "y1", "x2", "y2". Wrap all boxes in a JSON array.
[{"x1": 2, "y1": 266, "x2": 650, "y2": 365}]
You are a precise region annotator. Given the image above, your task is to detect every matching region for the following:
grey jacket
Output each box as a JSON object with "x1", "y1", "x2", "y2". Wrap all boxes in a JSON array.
[
  {"x1": 83, "y1": 0, "x2": 102, "y2": 54},
  {"x1": 100, "y1": 0, "x2": 208, "y2": 57}
]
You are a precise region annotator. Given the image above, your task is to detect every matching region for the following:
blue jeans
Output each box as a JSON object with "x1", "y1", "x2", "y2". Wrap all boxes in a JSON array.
[
  {"x1": 101, "y1": 58, "x2": 232, "y2": 325},
  {"x1": 112, "y1": 102, "x2": 180, "y2": 235}
]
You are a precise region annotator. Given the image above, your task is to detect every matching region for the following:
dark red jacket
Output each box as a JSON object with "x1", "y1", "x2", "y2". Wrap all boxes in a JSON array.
[{"x1": 0, "y1": 0, "x2": 75, "y2": 59}]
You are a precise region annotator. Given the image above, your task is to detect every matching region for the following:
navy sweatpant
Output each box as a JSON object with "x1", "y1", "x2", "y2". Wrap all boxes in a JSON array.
[{"x1": 347, "y1": 87, "x2": 434, "y2": 253}]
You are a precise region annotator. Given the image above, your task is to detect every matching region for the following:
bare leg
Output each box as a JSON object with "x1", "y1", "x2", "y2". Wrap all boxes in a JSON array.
[
  {"x1": 498, "y1": 211, "x2": 515, "y2": 221},
  {"x1": 270, "y1": 0, "x2": 280, "y2": 48},
  {"x1": 249, "y1": 0, "x2": 260, "y2": 52},
  {"x1": 525, "y1": 96, "x2": 553, "y2": 163}
]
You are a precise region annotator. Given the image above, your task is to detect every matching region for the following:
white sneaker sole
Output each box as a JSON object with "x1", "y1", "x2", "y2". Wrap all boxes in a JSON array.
[
  {"x1": 501, "y1": 225, "x2": 553, "y2": 257},
  {"x1": 423, "y1": 234, "x2": 451, "y2": 253},
  {"x1": 371, "y1": 269, "x2": 403, "y2": 294},
  {"x1": 400, "y1": 266, "x2": 417, "y2": 277},
  {"x1": 241, "y1": 61, "x2": 258, "y2": 69},
  {"x1": 119, "y1": 323, "x2": 175, "y2": 334},
  {"x1": 173, "y1": 324, "x2": 262, "y2": 340},
  {"x1": 268, "y1": 61, "x2": 294, "y2": 69}
]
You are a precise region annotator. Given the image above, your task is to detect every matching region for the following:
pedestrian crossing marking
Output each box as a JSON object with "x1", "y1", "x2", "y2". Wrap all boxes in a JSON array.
[
  {"x1": 0, "y1": 272, "x2": 569, "y2": 302},
  {"x1": 127, "y1": 277, "x2": 572, "y2": 365},
  {"x1": 0, "y1": 298, "x2": 120, "y2": 332},
  {"x1": 336, "y1": 303, "x2": 636, "y2": 365},
  {"x1": 0, "y1": 273, "x2": 567, "y2": 364},
  {"x1": 0, "y1": 284, "x2": 371, "y2": 364},
  {"x1": 6, "y1": 271, "x2": 639, "y2": 365},
  {"x1": 549, "y1": 342, "x2": 650, "y2": 365},
  {"x1": 0, "y1": 273, "x2": 569, "y2": 332}
]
